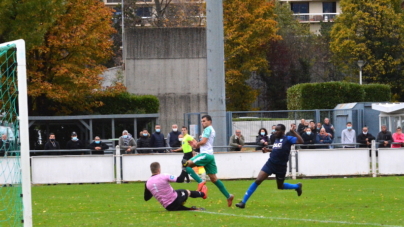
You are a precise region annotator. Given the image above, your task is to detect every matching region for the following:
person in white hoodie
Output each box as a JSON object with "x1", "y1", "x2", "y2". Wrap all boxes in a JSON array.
[{"x1": 341, "y1": 122, "x2": 356, "y2": 148}]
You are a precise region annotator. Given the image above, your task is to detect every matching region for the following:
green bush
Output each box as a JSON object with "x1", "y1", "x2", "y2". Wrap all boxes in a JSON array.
[
  {"x1": 362, "y1": 84, "x2": 391, "y2": 102},
  {"x1": 94, "y1": 92, "x2": 159, "y2": 114},
  {"x1": 287, "y1": 82, "x2": 391, "y2": 110}
]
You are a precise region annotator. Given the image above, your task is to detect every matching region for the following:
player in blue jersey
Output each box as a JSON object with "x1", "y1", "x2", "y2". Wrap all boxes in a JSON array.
[{"x1": 236, "y1": 123, "x2": 304, "y2": 209}]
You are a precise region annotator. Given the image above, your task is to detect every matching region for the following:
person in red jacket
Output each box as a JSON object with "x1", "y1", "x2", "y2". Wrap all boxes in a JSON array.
[{"x1": 392, "y1": 127, "x2": 404, "y2": 148}]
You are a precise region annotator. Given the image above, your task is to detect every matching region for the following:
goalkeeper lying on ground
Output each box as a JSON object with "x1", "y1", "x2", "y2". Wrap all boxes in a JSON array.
[{"x1": 144, "y1": 162, "x2": 207, "y2": 211}]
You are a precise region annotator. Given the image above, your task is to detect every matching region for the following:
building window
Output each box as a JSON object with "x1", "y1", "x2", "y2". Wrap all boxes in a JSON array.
[
  {"x1": 136, "y1": 7, "x2": 152, "y2": 18},
  {"x1": 323, "y1": 2, "x2": 336, "y2": 13},
  {"x1": 291, "y1": 3, "x2": 309, "y2": 21},
  {"x1": 323, "y1": 2, "x2": 337, "y2": 21},
  {"x1": 291, "y1": 3, "x2": 309, "y2": 14}
]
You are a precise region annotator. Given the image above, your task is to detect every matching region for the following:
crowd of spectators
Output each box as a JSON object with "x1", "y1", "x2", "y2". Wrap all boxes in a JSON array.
[
  {"x1": 246, "y1": 118, "x2": 404, "y2": 150},
  {"x1": 18, "y1": 118, "x2": 404, "y2": 157}
]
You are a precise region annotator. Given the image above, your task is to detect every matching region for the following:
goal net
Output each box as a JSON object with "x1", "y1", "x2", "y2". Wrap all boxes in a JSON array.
[{"x1": 0, "y1": 40, "x2": 32, "y2": 226}]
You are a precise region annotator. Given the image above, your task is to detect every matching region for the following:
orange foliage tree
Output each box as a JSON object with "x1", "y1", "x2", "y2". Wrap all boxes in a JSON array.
[
  {"x1": 224, "y1": 0, "x2": 280, "y2": 111},
  {"x1": 28, "y1": 0, "x2": 121, "y2": 115}
]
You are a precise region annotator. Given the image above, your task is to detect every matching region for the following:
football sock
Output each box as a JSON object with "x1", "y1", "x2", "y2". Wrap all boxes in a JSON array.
[
  {"x1": 213, "y1": 180, "x2": 230, "y2": 198},
  {"x1": 242, "y1": 182, "x2": 259, "y2": 203},
  {"x1": 190, "y1": 191, "x2": 205, "y2": 198},
  {"x1": 185, "y1": 167, "x2": 203, "y2": 183},
  {"x1": 283, "y1": 183, "x2": 299, "y2": 189},
  {"x1": 176, "y1": 170, "x2": 188, "y2": 183}
]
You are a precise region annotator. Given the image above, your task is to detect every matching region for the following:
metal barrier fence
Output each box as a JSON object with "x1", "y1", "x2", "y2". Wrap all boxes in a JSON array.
[{"x1": 9, "y1": 141, "x2": 402, "y2": 184}]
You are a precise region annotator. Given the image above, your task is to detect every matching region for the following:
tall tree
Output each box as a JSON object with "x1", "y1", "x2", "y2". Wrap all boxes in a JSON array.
[
  {"x1": 224, "y1": 0, "x2": 280, "y2": 111},
  {"x1": 330, "y1": 0, "x2": 404, "y2": 100},
  {"x1": 28, "y1": 0, "x2": 118, "y2": 115},
  {"x1": 0, "y1": 0, "x2": 65, "y2": 50},
  {"x1": 264, "y1": 1, "x2": 313, "y2": 110}
]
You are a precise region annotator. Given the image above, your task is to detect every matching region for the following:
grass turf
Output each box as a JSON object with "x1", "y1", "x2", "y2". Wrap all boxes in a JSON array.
[{"x1": 32, "y1": 177, "x2": 404, "y2": 226}]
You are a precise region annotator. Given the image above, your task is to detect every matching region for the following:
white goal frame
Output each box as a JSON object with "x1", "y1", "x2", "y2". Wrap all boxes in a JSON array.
[{"x1": 0, "y1": 39, "x2": 32, "y2": 226}]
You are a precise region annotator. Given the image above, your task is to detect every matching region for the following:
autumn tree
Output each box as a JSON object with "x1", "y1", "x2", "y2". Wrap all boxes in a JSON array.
[
  {"x1": 330, "y1": 0, "x2": 404, "y2": 100},
  {"x1": 224, "y1": 0, "x2": 280, "y2": 111},
  {"x1": 27, "y1": 0, "x2": 120, "y2": 115},
  {"x1": 0, "y1": 0, "x2": 65, "y2": 50},
  {"x1": 255, "y1": 1, "x2": 313, "y2": 110}
]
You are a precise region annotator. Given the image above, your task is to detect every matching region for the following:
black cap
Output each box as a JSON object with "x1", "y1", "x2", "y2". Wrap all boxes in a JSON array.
[{"x1": 71, "y1": 132, "x2": 77, "y2": 136}]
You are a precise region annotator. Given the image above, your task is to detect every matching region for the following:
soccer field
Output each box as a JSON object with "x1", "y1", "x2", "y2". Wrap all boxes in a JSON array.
[{"x1": 32, "y1": 177, "x2": 404, "y2": 226}]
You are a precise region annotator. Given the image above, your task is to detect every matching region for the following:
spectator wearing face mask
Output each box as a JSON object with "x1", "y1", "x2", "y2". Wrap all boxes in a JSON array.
[
  {"x1": 301, "y1": 128, "x2": 316, "y2": 149},
  {"x1": 119, "y1": 130, "x2": 136, "y2": 154},
  {"x1": 357, "y1": 126, "x2": 375, "y2": 148},
  {"x1": 89, "y1": 136, "x2": 109, "y2": 155},
  {"x1": 151, "y1": 125, "x2": 165, "y2": 153},
  {"x1": 256, "y1": 128, "x2": 269, "y2": 151},
  {"x1": 341, "y1": 122, "x2": 356, "y2": 148},
  {"x1": 44, "y1": 133, "x2": 61, "y2": 155},
  {"x1": 137, "y1": 129, "x2": 152, "y2": 153},
  {"x1": 66, "y1": 131, "x2": 84, "y2": 154},
  {"x1": 167, "y1": 124, "x2": 181, "y2": 149}
]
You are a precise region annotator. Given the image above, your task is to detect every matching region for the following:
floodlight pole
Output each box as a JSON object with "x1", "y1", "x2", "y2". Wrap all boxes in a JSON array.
[
  {"x1": 122, "y1": 0, "x2": 126, "y2": 82},
  {"x1": 357, "y1": 60, "x2": 365, "y2": 85},
  {"x1": 206, "y1": 0, "x2": 227, "y2": 148}
]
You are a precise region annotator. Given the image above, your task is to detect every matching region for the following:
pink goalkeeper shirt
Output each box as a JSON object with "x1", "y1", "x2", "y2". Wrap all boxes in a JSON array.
[{"x1": 146, "y1": 174, "x2": 178, "y2": 208}]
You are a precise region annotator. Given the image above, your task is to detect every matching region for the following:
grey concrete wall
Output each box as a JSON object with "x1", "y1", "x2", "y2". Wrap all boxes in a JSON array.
[{"x1": 125, "y1": 27, "x2": 207, "y2": 133}]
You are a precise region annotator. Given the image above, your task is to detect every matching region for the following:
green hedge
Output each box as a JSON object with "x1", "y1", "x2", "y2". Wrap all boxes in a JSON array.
[
  {"x1": 94, "y1": 92, "x2": 159, "y2": 114},
  {"x1": 362, "y1": 84, "x2": 391, "y2": 102},
  {"x1": 287, "y1": 82, "x2": 391, "y2": 110}
]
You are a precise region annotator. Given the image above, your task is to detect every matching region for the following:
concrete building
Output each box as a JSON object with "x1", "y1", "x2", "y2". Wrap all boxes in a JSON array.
[
  {"x1": 280, "y1": 0, "x2": 341, "y2": 34},
  {"x1": 103, "y1": 0, "x2": 205, "y2": 26},
  {"x1": 124, "y1": 27, "x2": 207, "y2": 133}
]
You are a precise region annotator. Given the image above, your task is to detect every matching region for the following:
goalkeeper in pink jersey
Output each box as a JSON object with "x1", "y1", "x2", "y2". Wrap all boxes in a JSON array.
[{"x1": 144, "y1": 162, "x2": 207, "y2": 211}]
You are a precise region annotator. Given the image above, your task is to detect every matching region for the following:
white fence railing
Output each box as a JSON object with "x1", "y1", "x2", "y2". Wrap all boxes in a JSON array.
[{"x1": 2, "y1": 143, "x2": 404, "y2": 184}]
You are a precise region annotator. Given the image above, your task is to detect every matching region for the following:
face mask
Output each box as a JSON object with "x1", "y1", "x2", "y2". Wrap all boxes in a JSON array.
[
  {"x1": 347, "y1": 126, "x2": 352, "y2": 130},
  {"x1": 143, "y1": 133, "x2": 148, "y2": 137},
  {"x1": 306, "y1": 132, "x2": 311, "y2": 135},
  {"x1": 72, "y1": 137, "x2": 77, "y2": 141},
  {"x1": 123, "y1": 135, "x2": 128, "y2": 139},
  {"x1": 272, "y1": 129, "x2": 275, "y2": 132},
  {"x1": 178, "y1": 138, "x2": 183, "y2": 142},
  {"x1": 173, "y1": 128, "x2": 177, "y2": 132},
  {"x1": 50, "y1": 139, "x2": 55, "y2": 142},
  {"x1": 317, "y1": 128, "x2": 320, "y2": 130},
  {"x1": 260, "y1": 132, "x2": 265, "y2": 136},
  {"x1": 95, "y1": 141, "x2": 100, "y2": 144},
  {"x1": 363, "y1": 132, "x2": 367, "y2": 135},
  {"x1": 156, "y1": 129, "x2": 161, "y2": 133},
  {"x1": 2, "y1": 140, "x2": 6, "y2": 142}
]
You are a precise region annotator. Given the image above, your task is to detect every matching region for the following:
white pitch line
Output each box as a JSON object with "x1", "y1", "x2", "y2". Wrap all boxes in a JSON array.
[{"x1": 200, "y1": 211, "x2": 403, "y2": 227}]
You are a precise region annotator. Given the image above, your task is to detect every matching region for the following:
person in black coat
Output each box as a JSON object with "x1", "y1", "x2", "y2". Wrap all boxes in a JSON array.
[
  {"x1": 150, "y1": 125, "x2": 165, "y2": 153},
  {"x1": 377, "y1": 125, "x2": 393, "y2": 148},
  {"x1": 66, "y1": 132, "x2": 84, "y2": 155},
  {"x1": 301, "y1": 128, "x2": 316, "y2": 149},
  {"x1": 137, "y1": 129, "x2": 152, "y2": 153},
  {"x1": 44, "y1": 133, "x2": 61, "y2": 155},
  {"x1": 256, "y1": 128, "x2": 269, "y2": 151},
  {"x1": 166, "y1": 124, "x2": 181, "y2": 148},
  {"x1": 357, "y1": 126, "x2": 375, "y2": 148},
  {"x1": 89, "y1": 136, "x2": 109, "y2": 155}
]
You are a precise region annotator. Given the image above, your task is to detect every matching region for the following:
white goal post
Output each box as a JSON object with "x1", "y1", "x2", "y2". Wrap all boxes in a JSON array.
[{"x1": 0, "y1": 39, "x2": 32, "y2": 226}]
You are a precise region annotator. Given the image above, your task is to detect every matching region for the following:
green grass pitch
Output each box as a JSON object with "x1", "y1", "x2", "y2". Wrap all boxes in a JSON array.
[{"x1": 32, "y1": 177, "x2": 404, "y2": 226}]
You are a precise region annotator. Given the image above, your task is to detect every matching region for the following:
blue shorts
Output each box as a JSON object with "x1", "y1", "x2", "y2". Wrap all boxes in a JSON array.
[{"x1": 261, "y1": 159, "x2": 287, "y2": 180}]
